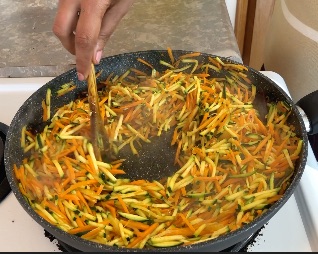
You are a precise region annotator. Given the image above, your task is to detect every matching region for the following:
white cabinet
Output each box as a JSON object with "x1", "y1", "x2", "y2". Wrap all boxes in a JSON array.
[{"x1": 225, "y1": 0, "x2": 237, "y2": 28}]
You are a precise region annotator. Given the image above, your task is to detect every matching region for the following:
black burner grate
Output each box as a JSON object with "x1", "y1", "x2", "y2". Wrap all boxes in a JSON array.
[{"x1": 0, "y1": 122, "x2": 10, "y2": 203}]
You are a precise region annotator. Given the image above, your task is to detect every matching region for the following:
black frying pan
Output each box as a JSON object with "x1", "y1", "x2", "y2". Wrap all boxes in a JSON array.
[{"x1": 3, "y1": 50, "x2": 313, "y2": 251}]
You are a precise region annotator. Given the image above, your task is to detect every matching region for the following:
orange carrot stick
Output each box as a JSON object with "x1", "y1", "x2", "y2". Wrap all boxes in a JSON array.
[
  {"x1": 137, "y1": 58, "x2": 154, "y2": 69},
  {"x1": 178, "y1": 213, "x2": 196, "y2": 232},
  {"x1": 117, "y1": 195, "x2": 129, "y2": 214},
  {"x1": 68, "y1": 225, "x2": 97, "y2": 235},
  {"x1": 127, "y1": 222, "x2": 159, "y2": 248},
  {"x1": 60, "y1": 179, "x2": 98, "y2": 197}
]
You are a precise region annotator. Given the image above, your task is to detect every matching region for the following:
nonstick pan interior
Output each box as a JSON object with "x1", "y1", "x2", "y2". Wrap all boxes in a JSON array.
[{"x1": 4, "y1": 50, "x2": 308, "y2": 252}]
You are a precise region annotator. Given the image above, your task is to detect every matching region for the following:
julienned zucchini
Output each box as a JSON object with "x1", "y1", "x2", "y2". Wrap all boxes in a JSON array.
[
  {"x1": 212, "y1": 225, "x2": 230, "y2": 237},
  {"x1": 36, "y1": 134, "x2": 43, "y2": 149},
  {"x1": 186, "y1": 192, "x2": 213, "y2": 198},
  {"x1": 148, "y1": 241, "x2": 184, "y2": 248},
  {"x1": 246, "y1": 133, "x2": 263, "y2": 140},
  {"x1": 118, "y1": 212, "x2": 148, "y2": 222},
  {"x1": 225, "y1": 190, "x2": 247, "y2": 201},
  {"x1": 242, "y1": 140, "x2": 260, "y2": 147}
]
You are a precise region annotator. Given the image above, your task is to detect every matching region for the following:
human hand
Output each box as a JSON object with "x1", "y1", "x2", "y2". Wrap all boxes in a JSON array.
[{"x1": 53, "y1": 0, "x2": 134, "y2": 81}]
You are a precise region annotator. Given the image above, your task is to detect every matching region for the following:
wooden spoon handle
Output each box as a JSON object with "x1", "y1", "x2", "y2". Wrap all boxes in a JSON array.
[{"x1": 87, "y1": 63, "x2": 111, "y2": 162}]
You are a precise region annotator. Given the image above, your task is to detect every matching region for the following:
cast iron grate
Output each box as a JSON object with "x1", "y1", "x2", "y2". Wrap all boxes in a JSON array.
[{"x1": 0, "y1": 122, "x2": 10, "y2": 203}]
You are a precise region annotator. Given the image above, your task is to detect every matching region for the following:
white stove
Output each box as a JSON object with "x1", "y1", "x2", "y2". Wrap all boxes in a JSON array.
[{"x1": 0, "y1": 72, "x2": 317, "y2": 252}]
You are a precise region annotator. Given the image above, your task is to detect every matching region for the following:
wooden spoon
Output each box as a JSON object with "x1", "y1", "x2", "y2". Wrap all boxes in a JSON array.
[{"x1": 87, "y1": 63, "x2": 112, "y2": 162}]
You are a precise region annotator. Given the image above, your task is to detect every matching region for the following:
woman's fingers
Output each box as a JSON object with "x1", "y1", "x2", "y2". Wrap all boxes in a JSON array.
[
  {"x1": 52, "y1": 0, "x2": 81, "y2": 55},
  {"x1": 93, "y1": 0, "x2": 134, "y2": 64},
  {"x1": 53, "y1": 0, "x2": 133, "y2": 81},
  {"x1": 75, "y1": 0, "x2": 112, "y2": 80}
]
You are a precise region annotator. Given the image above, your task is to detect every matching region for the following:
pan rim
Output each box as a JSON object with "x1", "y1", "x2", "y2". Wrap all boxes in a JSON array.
[{"x1": 3, "y1": 49, "x2": 309, "y2": 252}]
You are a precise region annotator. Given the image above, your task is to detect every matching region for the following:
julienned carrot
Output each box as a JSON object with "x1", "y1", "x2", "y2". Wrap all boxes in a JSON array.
[
  {"x1": 192, "y1": 147, "x2": 206, "y2": 159},
  {"x1": 96, "y1": 185, "x2": 104, "y2": 195},
  {"x1": 123, "y1": 220, "x2": 150, "y2": 231},
  {"x1": 180, "y1": 187, "x2": 187, "y2": 196},
  {"x1": 179, "y1": 52, "x2": 201, "y2": 60},
  {"x1": 57, "y1": 199, "x2": 66, "y2": 216},
  {"x1": 60, "y1": 179, "x2": 98, "y2": 197},
  {"x1": 129, "y1": 179, "x2": 147, "y2": 185},
  {"x1": 132, "y1": 227, "x2": 142, "y2": 237},
  {"x1": 178, "y1": 213, "x2": 196, "y2": 232},
  {"x1": 76, "y1": 217, "x2": 85, "y2": 228},
  {"x1": 68, "y1": 225, "x2": 97, "y2": 235},
  {"x1": 129, "y1": 68, "x2": 148, "y2": 79},
  {"x1": 14, "y1": 49, "x2": 302, "y2": 249},
  {"x1": 123, "y1": 108, "x2": 134, "y2": 123},
  {"x1": 252, "y1": 134, "x2": 272, "y2": 155},
  {"x1": 63, "y1": 158, "x2": 75, "y2": 181},
  {"x1": 137, "y1": 58, "x2": 154, "y2": 69},
  {"x1": 120, "y1": 100, "x2": 145, "y2": 109},
  {"x1": 103, "y1": 200, "x2": 115, "y2": 206},
  {"x1": 267, "y1": 194, "x2": 283, "y2": 203},
  {"x1": 167, "y1": 47, "x2": 175, "y2": 64},
  {"x1": 54, "y1": 121, "x2": 66, "y2": 130},
  {"x1": 82, "y1": 227, "x2": 102, "y2": 239},
  {"x1": 104, "y1": 203, "x2": 117, "y2": 218},
  {"x1": 174, "y1": 140, "x2": 182, "y2": 164},
  {"x1": 117, "y1": 195, "x2": 129, "y2": 214},
  {"x1": 127, "y1": 222, "x2": 159, "y2": 248},
  {"x1": 257, "y1": 181, "x2": 264, "y2": 193},
  {"x1": 63, "y1": 194, "x2": 80, "y2": 201}
]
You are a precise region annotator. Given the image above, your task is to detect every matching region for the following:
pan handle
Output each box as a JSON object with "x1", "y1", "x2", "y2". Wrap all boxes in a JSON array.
[
  {"x1": 296, "y1": 90, "x2": 318, "y2": 135},
  {"x1": 0, "y1": 122, "x2": 11, "y2": 202},
  {"x1": 296, "y1": 106, "x2": 311, "y2": 134}
]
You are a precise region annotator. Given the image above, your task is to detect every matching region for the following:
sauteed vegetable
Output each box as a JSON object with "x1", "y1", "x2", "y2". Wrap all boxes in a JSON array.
[{"x1": 14, "y1": 49, "x2": 302, "y2": 249}]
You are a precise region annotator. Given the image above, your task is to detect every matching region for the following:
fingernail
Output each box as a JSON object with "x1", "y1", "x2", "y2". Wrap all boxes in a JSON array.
[
  {"x1": 77, "y1": 72, "x2": 85, "y2": 81},
  {"x1": 95, "y1": 50, "x2": 102, "y2": 64}
]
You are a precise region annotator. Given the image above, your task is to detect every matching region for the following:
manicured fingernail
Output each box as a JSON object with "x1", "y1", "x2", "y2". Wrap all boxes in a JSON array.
[
  {"x1": 77, "y1": 72, "x2": 85, "y2": 81},
  {"x1": 95, "y1": 50, "x2": 102, "y2": 64}
]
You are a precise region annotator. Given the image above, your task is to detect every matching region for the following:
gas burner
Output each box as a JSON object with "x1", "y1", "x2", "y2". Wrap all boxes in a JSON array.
[
  {"x1": 221, "y1": 226, "x2": 265, "y2": 252},
  {"x1": 44, "y1": 227, "x2": 264, "y2": 252},
  {"x1": 44, "y1": 230, "x2": 81, "y2": 252},
  {"x1": 0, "y1": 122, "x2": 10, "y2": 203},
  {"x1": 58, "y1": 241, "x2": 81, "y2": 252}
]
